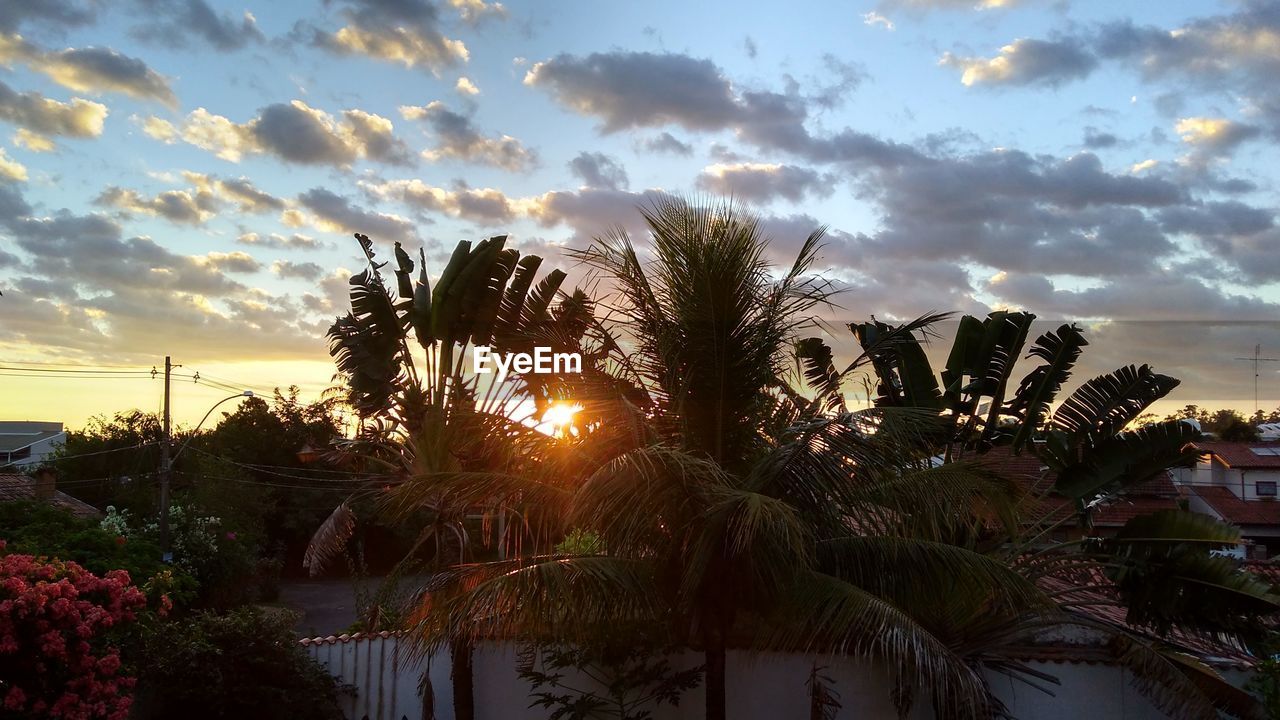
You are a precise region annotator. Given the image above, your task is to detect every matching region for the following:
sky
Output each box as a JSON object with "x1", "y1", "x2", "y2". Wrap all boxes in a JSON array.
[{"x1": 0, "y1": 0, "x2": 1278, "y2": 429}]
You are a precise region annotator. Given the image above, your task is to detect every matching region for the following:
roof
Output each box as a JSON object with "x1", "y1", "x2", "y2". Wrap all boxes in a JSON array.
[
  {"x1": 1193, "y1": 441, "x2": 1280, "y2": 470},
  {"x1": 1192, "y1": 485, "x2": 1280, "y2": 526},
  {"x1": 0, "y1": 430, "x2": 64, "y2": 453},
  {"x1": 980, "y1": 445, "x2": 1179, "y2": 527},
  {"x1": 0, "y1": 473, "x2": 102, "y2": 519},
  {"x1": 1034, "y1": 560, "x2": 1261, "y2": 670}
]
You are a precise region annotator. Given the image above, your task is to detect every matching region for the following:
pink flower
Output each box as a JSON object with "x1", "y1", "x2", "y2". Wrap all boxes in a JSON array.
[{"x1": 225, "y1": 531, "x2": 237, "y2": 541}]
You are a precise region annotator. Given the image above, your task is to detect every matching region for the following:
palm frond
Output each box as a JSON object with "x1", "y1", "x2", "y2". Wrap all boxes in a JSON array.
[
  {"x1": 1008, "y1": 323, "x2": 1087, "y2": 452},
  {"x1": 303, "y1": 501, "x2": 357, "y2": 576},
  {"x1": 1051, "y1": 364, "x2": 1182, "y2": 446}
]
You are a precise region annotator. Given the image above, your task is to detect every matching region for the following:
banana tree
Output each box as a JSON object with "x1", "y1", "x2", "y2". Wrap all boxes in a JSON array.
[{"x1": 306, "y1": 232, "x2": 587, "y2": 720}]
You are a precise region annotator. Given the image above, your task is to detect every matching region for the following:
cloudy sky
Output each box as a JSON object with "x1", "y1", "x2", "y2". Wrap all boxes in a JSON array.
[{"x1": 1, "y1": 0, "x2": 1278, "y2": 427}]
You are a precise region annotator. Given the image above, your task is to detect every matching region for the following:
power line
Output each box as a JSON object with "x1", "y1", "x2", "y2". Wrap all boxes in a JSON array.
[
  {"x1": 47, "y1": 442, "x2": 160, "y2": 462},
  {"x1": 0, "y1": 365, "x2": 153, "y2": 375}
]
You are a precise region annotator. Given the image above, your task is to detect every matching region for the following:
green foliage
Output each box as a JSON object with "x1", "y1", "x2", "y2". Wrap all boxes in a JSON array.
[
  {"x1": 131, "y1": 607, "x2": 352, "y2": 720},
  {"x1": 1092, "y1": 510, "x2": 1280, "y2": 637},
  {"x1": 1246, "y1": 658, "x2": 1280, "y2": 720},
  {"x1": 556, "y1": 528, "x2": 605, "y2": 555},
  {"x1": 518, "y1": 641, "x2": 703, "y2": 720},
  {"x1": 0, "y1": 500, "x2": 193, "y2": 603}
]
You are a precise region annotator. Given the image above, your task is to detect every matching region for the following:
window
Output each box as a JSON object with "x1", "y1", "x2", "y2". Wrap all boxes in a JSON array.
[
  {"x1": 1258, "y1": 481, "x2": 1277, "y2": 497},
  {"x1": 1252, "y1": 448, "x2": 1280, "y2": 456}
]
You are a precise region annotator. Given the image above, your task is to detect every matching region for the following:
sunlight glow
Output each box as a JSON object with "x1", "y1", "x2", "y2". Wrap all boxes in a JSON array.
[{"x1": 541, "y1": 402, "x2": 582, "y2": 435}]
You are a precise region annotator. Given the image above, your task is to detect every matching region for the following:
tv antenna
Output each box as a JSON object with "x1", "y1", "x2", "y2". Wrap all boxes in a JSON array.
[{"x1": 1234, "y1": 344, "x2": 1279, "y2": 414}]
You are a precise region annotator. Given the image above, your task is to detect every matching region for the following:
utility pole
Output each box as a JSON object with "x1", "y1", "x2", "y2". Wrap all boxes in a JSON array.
[
  {"x1": 1234, "y1": 344, "x2": 1279, "y2": 414},
  {"x1": 158, "y1": 356, "x2": 173, "y2": 559}
]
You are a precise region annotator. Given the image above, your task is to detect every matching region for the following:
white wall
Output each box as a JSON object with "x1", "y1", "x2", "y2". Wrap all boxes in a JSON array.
[{"x1": 303, "y1": 636, "x2": 1238, "y2": 720}]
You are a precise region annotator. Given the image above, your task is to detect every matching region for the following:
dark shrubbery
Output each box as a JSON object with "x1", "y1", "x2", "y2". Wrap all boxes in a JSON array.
[{"x1": 131, "y1": 607, "x2": 351, "y2": 720}]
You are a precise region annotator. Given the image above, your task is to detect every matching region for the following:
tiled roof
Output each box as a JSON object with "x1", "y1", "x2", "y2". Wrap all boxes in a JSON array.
[
  {"x1": 0, "y1": 473, "x2": 102, "y2": 519},
  {"x1": 299, "y1": 630, "x2": 403, "y2": 646},
  {"x1": 1033, "y1": 560, "x2": 1260, "y2": 669},
  {"x1": 979, "y1": 446, "x2": 1178, "y2": 527},
  {"x1": 1193, "y1": 441, "x2": 1280, "y2": 469},
  {"x1": 1192, "y1": 485, "x2": 1280, "y2": 526}
]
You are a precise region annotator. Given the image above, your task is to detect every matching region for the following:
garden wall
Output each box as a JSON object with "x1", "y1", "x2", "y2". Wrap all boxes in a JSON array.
[{"x1": 301, "y1": 633, "x2": 1246, "y2": 720}]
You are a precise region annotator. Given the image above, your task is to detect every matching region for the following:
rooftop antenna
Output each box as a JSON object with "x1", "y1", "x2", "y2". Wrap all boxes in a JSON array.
[{"x1": 1234, "y1": 344, "x2": 1279, "y2": 414}]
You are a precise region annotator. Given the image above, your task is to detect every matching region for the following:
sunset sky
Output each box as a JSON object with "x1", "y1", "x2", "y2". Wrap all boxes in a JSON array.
[{"x1": 0, "y1": 0, "x2": 1278, "y2": 428}]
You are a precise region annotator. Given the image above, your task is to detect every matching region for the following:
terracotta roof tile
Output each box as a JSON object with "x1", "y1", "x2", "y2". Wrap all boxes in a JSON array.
[
  {"x1": 0, "y1": 473, "x2": 102, "y2": 520},
  {"x1": 1193, "y1": 441, "x2": 1280, "y2": 469},
  {"x1": 1193, "y1": 485, "x2": 1280, "y2": 526}
]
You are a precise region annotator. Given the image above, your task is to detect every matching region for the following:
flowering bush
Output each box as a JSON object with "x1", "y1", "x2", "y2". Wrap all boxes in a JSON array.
[
  {"x1": 0, "y1": 542, "x2": 146, "y2": 719},
  {"x1": 103, "y1": 504, "x2": 253, "y2": 609}
]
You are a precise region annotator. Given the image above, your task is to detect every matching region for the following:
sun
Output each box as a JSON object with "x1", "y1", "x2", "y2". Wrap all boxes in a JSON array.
[{"x1": 541, "y1": 401, "x2": 582, "y2": 435}]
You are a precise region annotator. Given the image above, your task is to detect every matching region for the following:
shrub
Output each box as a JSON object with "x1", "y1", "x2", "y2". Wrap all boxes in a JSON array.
[
  {"x1": 0, "y1": 501, "x2": 194, "y2": 607},
  {"x1": 0, "y1": 543, "x2": 147, "y2": 719},
  {"x1": 132, "y1": 607, "x2": 351, "y2": 720}
]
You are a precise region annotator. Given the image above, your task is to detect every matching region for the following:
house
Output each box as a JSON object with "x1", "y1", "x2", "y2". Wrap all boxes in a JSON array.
[
  {"x1": 0, "y1": 421, "x2": 66, "y2": 467},
  {"x1": 1177, "y1": 441, "x2": 1280, "y2": 558},
  {"x1": 979, "y1": 445, "x2": 1181, "y2": 542},
  {"x1": 0, "y1": 469, "x2": 101, "y2": 519}
]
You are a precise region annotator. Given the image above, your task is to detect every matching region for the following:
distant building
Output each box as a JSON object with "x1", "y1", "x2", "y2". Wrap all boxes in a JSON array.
[
  {"x1": 0, "y1": 469, "x2": 101, "y2": 519},
  {"x1": 980, "y1": 445, "x2": 1181, "y2": 542},
  {"x1": 0, "y1": 421, "x2": 65, "y2": 467},
  {"x1": 1177, "y1": 441, "x2": 1280, "y2": 559}
]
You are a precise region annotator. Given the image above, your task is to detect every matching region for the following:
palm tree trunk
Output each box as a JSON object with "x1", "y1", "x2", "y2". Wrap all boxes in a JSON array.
[
  {"x1": 704, "y1": 626, "x2": 727, "y2": 720},
  {"x1": 450, "y1": 641, "x2": 475, "y2": 720}
]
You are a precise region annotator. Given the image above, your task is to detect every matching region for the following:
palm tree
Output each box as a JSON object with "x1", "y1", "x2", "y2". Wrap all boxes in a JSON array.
[
  {"x1": 407, "y1": 197, "x2": 1046, "y2": 720},
  {"x1": 841, "y1": 312, "x2": 1280, "y2": 716},
  {"x1": 305, "y1": 233, "x2": 587, "y2": 720}
]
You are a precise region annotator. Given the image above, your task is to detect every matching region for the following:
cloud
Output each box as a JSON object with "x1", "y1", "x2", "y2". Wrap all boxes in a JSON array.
[
  {"x1": 27, "y1": 45, "x2": 177, "y2": 107},
  {"x1": 271, "y1": 259, "x2": 324, "y2": 281},
  {"x1": 446, "y1": 0, "x2": 506, "y2": 25},
  {"x1": 455, "y1": 76, "x2": 479, "y2": 95},
  {"x1": 182, "y1": 172, "x2": 286, "y2": 213},
  {"x1": 236, "y1": 232, "x2": 325, "y2": 250},
  {"x1": 400, "y1": 101, "x2": 534, "y2": 170},
  {"x1": 12, "y1": 129, "x2": 54, "y2": 152},
  {"x1": 642, "y1": 132, "x2": 693, "y2": 156},
  {"x1": 1175, "y1": 116, "x2": 1261, "y2": 165},
  {"x1": 309, "y1": 0, "x2": 469, "y2": 72},
  {"x1": 0, "y1": 148, "x2": 26, "y2": 182},
  {"x1": 0, "y1": 183, "x2": 328, "y2": 362},
  {"x1": 695, "y1": 162, "x2": 833, "y2": 203},
  {"x1": 0, "y1": 79, "x2": 107, "y2": 139},
  {"x1": 0, "y1": 1, "x2": 95, "y2": 33},
  {"x1": 168, "y1": 101, "x2": 412, "y2": 166},
  {"x1": 297, "y1": 187, "x2": 417, "y2": 243},
  {"x1": 522, "y1": 50, "x2": 911, "y2": 167},
  {"x1": 940, "y1": 38, "x2": 1098, "y2": 87},
  {"x1": 862, "y1": 12, "x2": 894, "y2": 30},
  {"x1": 1082, "y1": 127, "x2": 1118, "y2": 149},
  {"x1": 361, "y1": 178, "x2": 517, "y2": 224},
  {"x1": 568, "y1": 151, "x2": 629, "y2": 190},
  {"x1": 139, "y1": 115, "x2": 177, "y2": 143},
  {"x1": 202, "y1": 250, "x2": 260, "y2": 274},
  {"x1": 129, "y1": 0, "x2": 264, "y2": 51},
  {"x1": 525, "y1": 52, "x2": 744, "y2": 134},
  {"x1": 95, "y1": 186, "x2": 216, "y2": 225}
]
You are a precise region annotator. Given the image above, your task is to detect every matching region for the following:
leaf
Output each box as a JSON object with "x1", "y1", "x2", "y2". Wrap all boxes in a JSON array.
[
  {"x1": 1008, "y1": 323, "x2": 1088, "y2": 452},
  {"x1": 303, "y1": 502, "x2": 356, "y2": 577},
  {"x1": 410, "y1": 247, "x2": 434, "y2": 349},
  {"x1": 1054, "y1": 420, "x2": 1198, "y2": 500},
  {"x1": 795, "y1": 337, "x2": 843, "y2": 412},
  {"x1": 1051, "y1": 364, "x2": 1181, "y2": 448},
  {"x1": 430, "y1": 240, "x2": 473, "y2": 342}
]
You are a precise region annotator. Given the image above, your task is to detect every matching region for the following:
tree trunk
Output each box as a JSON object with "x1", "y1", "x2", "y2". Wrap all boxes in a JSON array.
[
  {"x1": 704, "y1": 628, "x2": 727, "y2": 720},
  {"x1": 451, "y1": 641, "x2": 475, "y2": 720}
]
